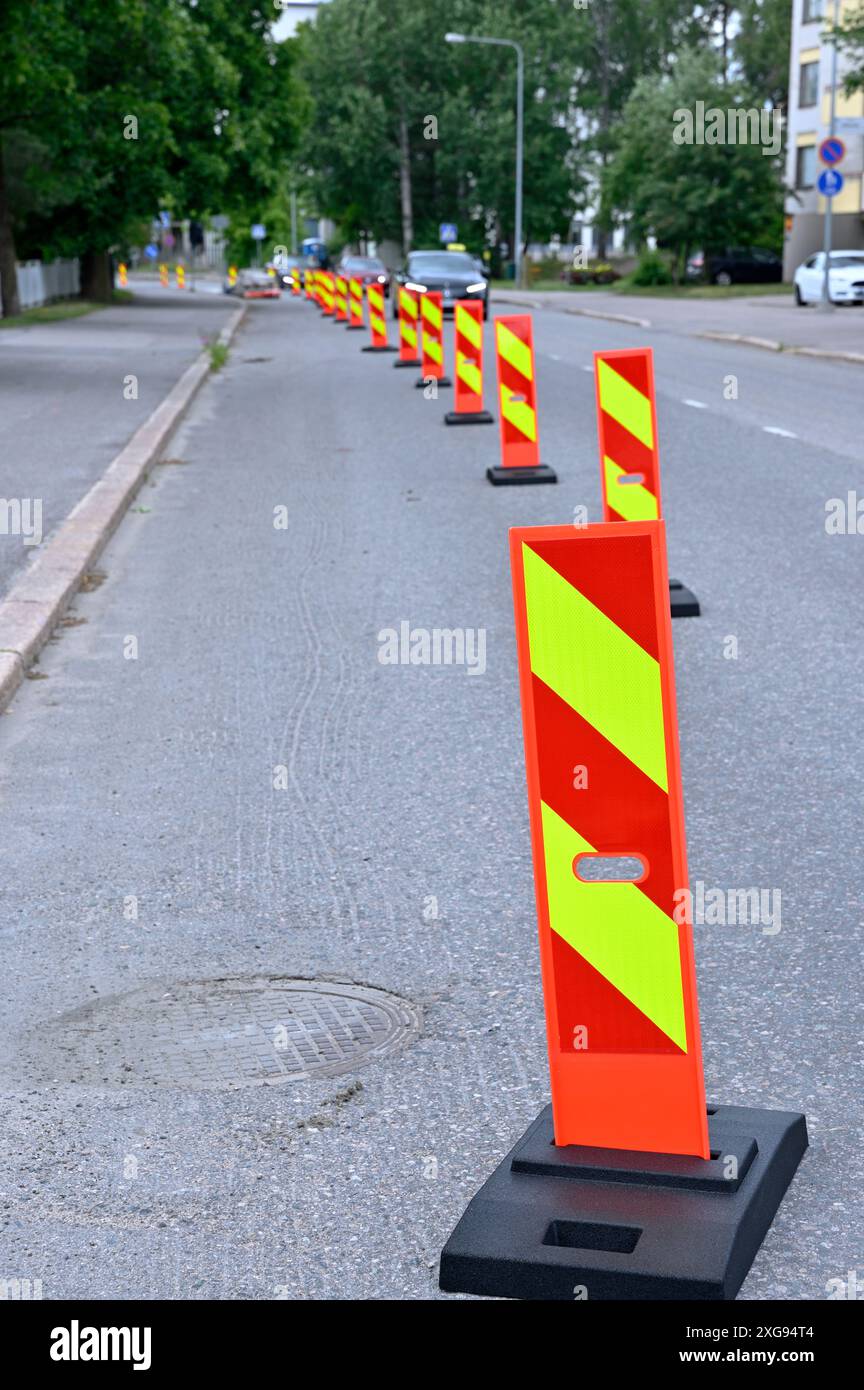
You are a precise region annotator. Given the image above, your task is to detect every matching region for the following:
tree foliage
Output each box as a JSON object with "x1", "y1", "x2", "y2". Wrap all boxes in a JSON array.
[
  {"x1": 604, "y1": 47, "x2": 784, "y2": 275},
  {"x1": 0, "y1": 0, "x2": 305, "y2": 313}
]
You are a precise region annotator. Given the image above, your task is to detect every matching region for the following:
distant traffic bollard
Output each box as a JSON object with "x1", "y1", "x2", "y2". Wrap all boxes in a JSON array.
[
  {"x1": 159, "y1": 263, "x2": 169, "y2": 288},
  {"x1": 175, "y1": 265, "x2": 186, "y2": 290},
  {"x1": 320, "y1": 272, "x2": 335, "y2": 316},
  {"x1": 487, "y1": 314, "x2": 556, "y2": 484},
  {"x1": 394, "y1": 287, "x2": 420, "y2": 368},
  {"x1": 118, "y1": 263, "x2": 128, "y2": 288},
  {"x1": 444, "y1": 300, "x2": 493, "y2": 425},
  {"x1": 346, "y1": 277, "x2": 364, "y2": 329},
  {"x1": 228, "y1": 264, "x2": 238, "y2": 289},
  {"x1": 594, "y1": 347, "x2": 699, "y2": 619},
  {"x1": 439, "y1": 519, "x2": 807, "y2": 1301},
  {"x1": 361, "y1": 283, "x2": 396, "y2": 352},
  {"x1": 415, "y1": 292, "x2": 450, "y2": 388},
  {"x1": 304, "y1": 268, "x2": 313, "y2": 301}
]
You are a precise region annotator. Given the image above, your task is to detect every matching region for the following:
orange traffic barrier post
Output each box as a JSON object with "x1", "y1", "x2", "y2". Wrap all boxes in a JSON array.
[
  {"x1": 345, "y1": 276, "x2": 364, "y2": 329},
  {"x1": 333, "y1": 274, "x2": 348, "y2": 321},
  {"x1": 304, "y1": 268, "x2": 313, "y2": 301},
  {"x1": 488, "y1": 314, "x2": 555, "y2": 484},
  {"x1": 361, "y1": 282, "x2": 396, "y2": 353},
  {"x1": 228, "y1": 264, "x2": 238, "y2": 288},
  {"x1": 444, "y1": 299, "x2": 493, "y2": 425},
  {"x1": 159, "y1": 263, "x2": 169, "y2": 288},
  {"x1": 118, "y1": 262, "x2": 128, "y2": 288},
  {"x1": 415, "y1": 291, "x2": 450, "y2": 388},
  {"x1": 175, "y1": 265, "x2": 186, "y2": 290},
  {"x1": 393, "y1": 287, "x2": 420, "y2": 368},
  {"x1": 291, "y1": 266, "x2": 301, "y2": 297},
  {"x1": 594, "y1": 346, "x2": 700, "y2": 619},
  {"x1": 346, "y1": 276, "x2": 364, "y2": 330},
  {"x1": 320, "y1": 271, "x2": 335, "y2": 316},
  {"x1": 440, "y1": 519, "x2": 807, "y2": 1302}
]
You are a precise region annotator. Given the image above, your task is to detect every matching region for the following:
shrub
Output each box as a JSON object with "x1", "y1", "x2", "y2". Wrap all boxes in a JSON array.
[{"x1": 629, "y1": 249, "x2": 674, "y2": 286}]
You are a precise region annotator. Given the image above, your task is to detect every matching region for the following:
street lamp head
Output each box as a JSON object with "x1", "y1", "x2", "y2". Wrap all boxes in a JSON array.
[{"x1": 444, "y1": 32, "x2": 466, "y2": 43}]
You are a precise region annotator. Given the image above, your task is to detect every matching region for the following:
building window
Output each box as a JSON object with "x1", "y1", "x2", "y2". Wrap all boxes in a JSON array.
[
  {"x1": 799, "y1": 60, "x2": 820, "y2": 107},
  {"x1": 796, "y1": 144, "x2": 817, "y2": 189},
  {"x1": 802, "y1": 0, "x2": 823, "y2": 23}
]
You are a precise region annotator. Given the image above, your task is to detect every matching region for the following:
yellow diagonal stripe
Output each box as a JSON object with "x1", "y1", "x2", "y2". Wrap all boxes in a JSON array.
[
  {"x1": 400, "y1": 292, "x2": 419, "y2": 319},
  {"x1": 540, "y1": 802, "x2": 686, "y2": 1050},
  {"x1": 496, "y1": 322, "x2": 533, "y2": 381},
  {"x1": 457, "y1": 353, "x2": 482, "y2": 395},
  {"x1": 596, "y1": 358, "x2": 654, "y2": 449},
  {"x1": 499, "y1": 386, "x2": 537, "y2": 442},
  {"x1": 424, "y1": 338, "x2": 442, "y2": 364},
  {"x1": 522, "y1": 544, "x2": 668, "y2": 791},
  {"x1": 422, "y1": 299, "x2": 442, "y2": 331},
  {"x1": 604, "y1": 457, "x2": 659, "y2": 521},
  {"x1": 456, "y1": 307, "x2": 482, "y2": 351},
  {"x1": 400, "y1": 322, "x2": 417, "y2": 349},
  {"x1": 370, "y1": 314, "x2": 386, "y2": 335}
]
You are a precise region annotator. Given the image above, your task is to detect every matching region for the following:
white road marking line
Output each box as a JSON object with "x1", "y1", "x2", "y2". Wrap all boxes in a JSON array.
[
  {"x1": 763, "y1": 426, "x2": 798, "y2": 438},
  {"x1": 682, "y1": 398, "x2": 707, "y2": 409}
]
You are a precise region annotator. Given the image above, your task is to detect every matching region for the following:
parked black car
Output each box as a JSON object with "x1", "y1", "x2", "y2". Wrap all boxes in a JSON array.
[
  {"x1": 391, "y1": 250, "x2": 489, "y2": 318},
  {"x1": 686, "y1": 247, "x2": 782, "y2": 286}
]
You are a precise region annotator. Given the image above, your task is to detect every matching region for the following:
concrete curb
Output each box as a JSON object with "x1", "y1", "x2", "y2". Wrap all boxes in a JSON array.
[
  {"x1": 696, "y1": 330, "x2": 864, "y2": 366},
  {"x1": 788, "y1": 345, "x2": 864, "y2": 366},
  {"x1": 0, "y1": 304, "x2": 246, "y2": 711},
  {"x1": 494, "y1": 293, "x2": 651, "y2": 329},
  {"x1": 697, "y1": 331, "x2": 783, "y2": 352}
]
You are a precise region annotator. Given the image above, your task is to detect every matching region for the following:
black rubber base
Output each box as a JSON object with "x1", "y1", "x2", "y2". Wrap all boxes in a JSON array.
[
  {"x1": 444, "y1": 410, "x2": 494, "y2": 426},
  {"x1": 670, "y1": 578, "x2": 700, "y2": 619},
  {"x1": 361, "y1": 345, "x2": 397, "y2": 353},
  {"x1": 394, "y1": 358, "x2": 421, "y2": 368},
  {"x1": 439, "y1": 1103, "x2": 807, "y2": 1301},
  {"x1": 487, "y1": 465, "x2": 558, "y2": 486},
  {"x1": 345, "y1": 325, "x2": 365, "y2": 331},
  {"x1": 415, "y1": 375, "x2": 452, "y2": 388}
]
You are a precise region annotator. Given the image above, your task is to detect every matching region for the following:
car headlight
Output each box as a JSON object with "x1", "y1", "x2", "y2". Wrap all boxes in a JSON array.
[
  {"x1": 466, "y1": 281, "x2": 487, "y2": 293},
  {"x1": 377, "y1": 274, "x2": 387, "y2": 282},
  {"x1": 405, "y1": 281, "x2": 427, "y2": 293}
]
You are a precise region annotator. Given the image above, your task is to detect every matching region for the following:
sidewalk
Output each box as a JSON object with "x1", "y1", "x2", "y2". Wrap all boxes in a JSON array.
[
  {"x1": 492, "y1": 287, "x2": 864, "y2": 358},
  {"x1": 0, "y1": 289, "x2": 237, "y2": 600}
]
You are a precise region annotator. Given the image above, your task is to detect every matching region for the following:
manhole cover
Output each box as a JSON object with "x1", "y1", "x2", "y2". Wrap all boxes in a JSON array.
[{"x1": 18, "y1": 978, "x2": 421, "y2": 1090}]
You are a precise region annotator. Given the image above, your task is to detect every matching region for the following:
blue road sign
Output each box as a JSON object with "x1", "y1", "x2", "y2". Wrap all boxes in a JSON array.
[
  {"x1": 439, "y1": 222, "x2": 458, "y2": 244},
  {"x1": 251, "y1": 223, "x2": 266, "y2": 241},
  {"x1": 817, "y1": 168, "x2": 844, "y2": 197},
  {"x1": 144, "y1": 243, "x2": 158, "y2": 259},
  {"x1": 819, "y1": 137, "x2": 845, "y2": 166},
  {"x1": 159, "y1": 210, "x2": 171, "y2": 228}
]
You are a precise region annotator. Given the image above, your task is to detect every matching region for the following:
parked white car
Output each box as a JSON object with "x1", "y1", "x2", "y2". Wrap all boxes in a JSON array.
[{"x1": 793, "y1": 250, "x2": 864, "y2": 305}]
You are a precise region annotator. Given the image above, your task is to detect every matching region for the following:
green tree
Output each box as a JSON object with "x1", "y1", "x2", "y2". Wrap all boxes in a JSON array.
[
  {"x1": 734, "y1": 0, "x2": 794, "y2": 110},
  {"x1": 836, "y1": 2, "x2": 864, "y2": 93},
  {"x1": 604, "y1": 47, "x2": 784, "y2": 278},
  {"x1": 0, "y1": 0, "x2": 305, "y2": 314}
]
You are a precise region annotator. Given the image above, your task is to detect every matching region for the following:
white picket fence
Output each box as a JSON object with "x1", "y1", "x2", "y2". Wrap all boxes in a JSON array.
[{"x1": 1, "y1": 258, "x2": 81, "y2": 314}]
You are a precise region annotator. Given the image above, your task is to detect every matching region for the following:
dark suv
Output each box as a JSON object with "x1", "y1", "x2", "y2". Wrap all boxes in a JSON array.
[
  {"x1": 391, "y1": 250, "x2": 489, "y2": 318},
  {"x1": 686, "y1": 247, "x2": 782, "y2": 286}
]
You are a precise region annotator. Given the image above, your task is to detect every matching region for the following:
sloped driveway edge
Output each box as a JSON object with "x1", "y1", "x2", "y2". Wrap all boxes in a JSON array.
[{"x1": 0, "y1": 304, "x2": 246, "y2": 709}]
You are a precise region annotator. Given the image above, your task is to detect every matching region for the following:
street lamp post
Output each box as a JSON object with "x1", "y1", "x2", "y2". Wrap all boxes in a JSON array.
[
  {"x1": 445, "y1": 32, "x2": 525, "y2": 288},
  {"x1": 820, "y1": 0, "x2": 842, "y2": 313}
]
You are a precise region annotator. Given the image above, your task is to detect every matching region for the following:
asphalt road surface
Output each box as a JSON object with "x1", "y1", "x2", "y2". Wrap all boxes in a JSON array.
[{"x1": 0, "y1": 291, "x2": 861, "y2": 1300}]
